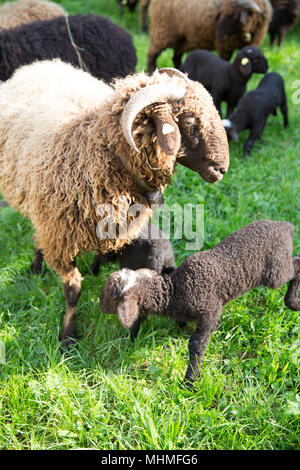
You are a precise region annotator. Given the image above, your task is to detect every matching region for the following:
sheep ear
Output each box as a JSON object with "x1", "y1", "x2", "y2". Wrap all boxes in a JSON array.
[
  {"x1": 240, "y1": 57, "x2": 252, "y2": 76},
  {"x1": 117, "y1": 295, "x2": 139, "y2": 329},
  {"x1": 230, "y1": 127, "x2": 239, "y2": 143},
  {"x1": 152, "y1": 115, "x2": 181, "y2": 155}
]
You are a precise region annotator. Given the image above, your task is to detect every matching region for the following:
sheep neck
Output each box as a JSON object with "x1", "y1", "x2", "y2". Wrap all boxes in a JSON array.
[{"x1": 139, "y1": 274, "x2": 173, "y2": 317}]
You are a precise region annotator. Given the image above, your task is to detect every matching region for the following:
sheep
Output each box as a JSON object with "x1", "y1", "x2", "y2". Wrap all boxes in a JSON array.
[
  {"x1": 89, "y1": 222, "x2": 181, "y2": 340},
  {"x1": 269, "y1": 0, "x2": 300, "y2": 46},
  {"x1": 116, "y1": 0, "x2": 151, "y2": 32},
  {"x1": 100, "y1": 220, "x2": 300, "y2": 387},
  {"x1": 0, "y1": 60, "x2": 229, "y2": 347},
  {"x1": 223, "y1": 72, "x2": 288, "y2": 156},
  {"x1": 0, "y1": 13, "x2": 137, "y2": 83},
  {"x1": 147, "y1": 0, "x2": 272, "y2": 72},
  {"x1": 181, "y1": 46, "x2": 269, "y2": 117},
  {"x1": 89, "y1": 223, "x2": 176, "y2": 277},
  {"x1": 0, "y1": 0, "x2": 65, "y2": 30},
  {"x1": 116, "y1": 0, "x2": 139, "y2": 14}
]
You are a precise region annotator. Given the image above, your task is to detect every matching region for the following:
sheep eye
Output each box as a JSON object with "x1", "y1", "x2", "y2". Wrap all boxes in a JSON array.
[{"x1": 183, "y1": 117, "x2": 196, "y2": 128}]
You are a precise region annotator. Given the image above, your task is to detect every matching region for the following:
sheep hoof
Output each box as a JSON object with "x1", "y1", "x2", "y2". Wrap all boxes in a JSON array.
[
  {"x1": 59, "y1": 335, "x2": 78, "y2": 353},
  {"x1": 181, "y1": 378, "x2": 197, "y2": 393},
  {"x1": 284, "y1": 299, "x2": 300, "y2": 311}
]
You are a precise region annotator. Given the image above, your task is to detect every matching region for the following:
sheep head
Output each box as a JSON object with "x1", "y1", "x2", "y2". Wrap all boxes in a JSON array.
[
  {"x1": 119, "y1": 68, "x2": 229, "y2": 186},
  {"x1": 99, "y1": 268, "x2": 157, "y2": 328},
  {"x1": 235, "y1": 46, "x2": 268, "y2": 76},
  {"x1": 216, "y1": 0, "x2": 266, "y2": 54}
]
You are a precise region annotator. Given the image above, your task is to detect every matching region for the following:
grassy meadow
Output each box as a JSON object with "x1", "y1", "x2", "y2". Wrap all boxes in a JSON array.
[{"x1": 0, "y1": 0, "x2": 299, "y2": 450}]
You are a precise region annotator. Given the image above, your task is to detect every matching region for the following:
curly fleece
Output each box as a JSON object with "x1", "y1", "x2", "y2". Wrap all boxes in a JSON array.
[
  {"x1": 0, "y1": 0, "x2": 65, "y2": 30},
  {"x1": 0, "y1": 59, "x2": 227, "y2": 279}
]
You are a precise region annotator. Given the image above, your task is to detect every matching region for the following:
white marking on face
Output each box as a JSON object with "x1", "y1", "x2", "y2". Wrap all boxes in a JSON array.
[
  {"x1": 222, "y1": 119, "x2": 232, "y2": 129},
  {"x1": 118, "y1": 269, "x2": 138, "y2": 293}
]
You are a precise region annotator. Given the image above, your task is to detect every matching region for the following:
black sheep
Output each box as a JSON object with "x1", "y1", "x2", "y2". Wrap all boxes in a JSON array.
[
  {"x1": 223, "y1": 72, "x2": 288, "y2": 156},
  {"x1": 100, "y1": 220, "x2": 300, "y2": 387},
  {"x1": 116, "y1": 0, "x2": 139, "y2": 13},
  {"x1": 0, "y1": 14, "x2": 137, "y2": 82},
  {"x1": 181, "y1": 46, "x2": 268, "y2": 117},
  {"x1": 269, "y1": 0, "x2": 300, "y2": 46}
]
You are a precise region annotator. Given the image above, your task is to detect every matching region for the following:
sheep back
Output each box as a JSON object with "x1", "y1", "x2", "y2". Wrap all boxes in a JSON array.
[
  {"x1": 0, "y1": 13, "x2": 137, "y2": 82},
  {"x1": 0, "y1": 0, "x2": 65, "y2": 30},
  {"x1": 148, "y1": 0, "x2": 272, "y2": 68},
  {"x1": 170, "y1": 220, "x2": 294, "y2": 320}
]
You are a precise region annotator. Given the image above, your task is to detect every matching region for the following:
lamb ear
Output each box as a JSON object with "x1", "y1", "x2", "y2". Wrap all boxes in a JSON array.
[
  {"x1": 117, "y1": 295, "x2": 140, "y2": 329},
  {"x1": 240, "y1": 57, "x2": 252, "y2": 76},
  {"x1": 152, "y1": 115, "x2": 181, "y2": 155},
  {"x1": 230, "y1": 127, "x2": 239, "y2": 143}
]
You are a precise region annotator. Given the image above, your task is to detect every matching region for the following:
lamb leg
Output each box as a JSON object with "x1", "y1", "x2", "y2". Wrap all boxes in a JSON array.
[
  {"x1": 31, "y1": 247, "x2": 44, "y2": 275},
  {"x1": 184, "y1": 324, "x2": 213, "y2": 388}
]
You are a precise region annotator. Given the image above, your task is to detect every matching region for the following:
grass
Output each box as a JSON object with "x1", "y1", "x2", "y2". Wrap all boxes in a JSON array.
[{"x1": 0, "y1": 0, "x2": 299, "y2": 450}]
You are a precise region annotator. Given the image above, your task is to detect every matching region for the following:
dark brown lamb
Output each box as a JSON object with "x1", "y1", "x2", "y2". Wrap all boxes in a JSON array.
[{"x1": 100, "y1": 220, "x2": 300, "y2": 388}]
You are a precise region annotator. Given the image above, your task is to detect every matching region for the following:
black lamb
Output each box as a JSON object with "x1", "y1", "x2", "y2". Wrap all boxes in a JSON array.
[
  {"x1": 269, "y1": 0, "x2": 300, "y2": 46},
  {"x1": 180, "y1": 46, "x2": 268, "y2": 117},
  {"x1": 100, "y1": 220, "x2": 300, "y2": 388},
  {"x1": 0, "y1": 14, "x2": 137, "y2": 82},
  {"x1": 223, "y1": 72, "x2": 288, "y2": 156},
  {"x1": 90, "y1": 222, "x2": 176, "y2": 277},
  {"x1": 90, "y1": 222, "x2": 178, "y2": 339}
]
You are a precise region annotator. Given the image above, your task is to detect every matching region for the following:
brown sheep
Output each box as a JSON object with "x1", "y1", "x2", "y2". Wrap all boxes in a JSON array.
[
  {"x1": 0, "y1": 61, "x2": 229, "y2": 348},
  {"x1": 100, "y1": 220, "x2": 300, "y2": 388},
  {"x1": 0, "y1": 0, "x2": 65, "y2": 30},
  {"x1": 147, "y1": 0, "x2": 272, "y2": 72}
]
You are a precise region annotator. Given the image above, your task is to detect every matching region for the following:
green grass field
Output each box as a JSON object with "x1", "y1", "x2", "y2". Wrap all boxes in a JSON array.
[{"x1": 0, "y1": 0, "x2": 299, "y2": 450}]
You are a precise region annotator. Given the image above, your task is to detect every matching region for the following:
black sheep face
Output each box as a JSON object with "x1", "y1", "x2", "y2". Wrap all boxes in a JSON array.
[
  {"x1": 117, "y1": 0, "x2": 139, "y2": 12},
  {"x1": 238, "y1": 46, "x2": 269, "y2": 75}
]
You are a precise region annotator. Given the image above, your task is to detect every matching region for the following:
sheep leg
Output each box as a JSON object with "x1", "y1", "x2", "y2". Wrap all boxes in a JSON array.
[
  {"x1": 89, "y1": 253, "x2": 102, "y2": 276},
  {"x1": 184, "y1": 324, "x2": 213, "y2": 388},
  {"x1": 284, "y1": 256, "x2": 300, "y2": 311},
  {"x1": 31, "y1": 248, "x2": 44, "y2": 275},
  {"x1": 147, "y1": 51, "x2": 160, "y2": 74},
  {"x1": 141, "y1": 4, "x2": 148, "y2": 32},
  {"x1": 278, "y1": 31, "x2": 284, "y2": 47},
  {"x1": 280, "y1": 100, "x2": 289, "y2": 127},
  {"x1": 269, "y1": 32, "x2": 276, "y2": 46},
  {"x1": 243, "y1": 123, "x2": 266, "y2": 156},
  {"x1": 130, "y1": 315, "x2": 145, "y2": 341},
  {"x1": 173, "y1": 49, "x2": 183, "y2": 70},
  {"x1": 60, "y1": 264, "x2": 82, "y2": 349}
]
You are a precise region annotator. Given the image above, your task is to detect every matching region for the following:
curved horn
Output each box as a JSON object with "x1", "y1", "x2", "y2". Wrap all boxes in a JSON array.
[
  {"x1": 121, "y1": 84, "x2": 187, "y2": 152},
  {"x1": 158, "y1": 67, "x2": 192, "y2": 83},
  {"x1": 236, "y1": 0, "x2": 261, "y2": 12}
]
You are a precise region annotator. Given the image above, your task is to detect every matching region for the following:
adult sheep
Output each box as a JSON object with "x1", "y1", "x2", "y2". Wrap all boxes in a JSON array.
[
  {"x1": 0, "y1": 14, "x2": 137, "y2": 83},
  {"x1": 147, "y1": 0, "x2": 272, "y2": 72},
  {"x1": 0, "y1": 60, "x2": 229, "y2": 348},
  {"x1": 0, "y1": 0, "x2": 65, "y2": 30}
]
